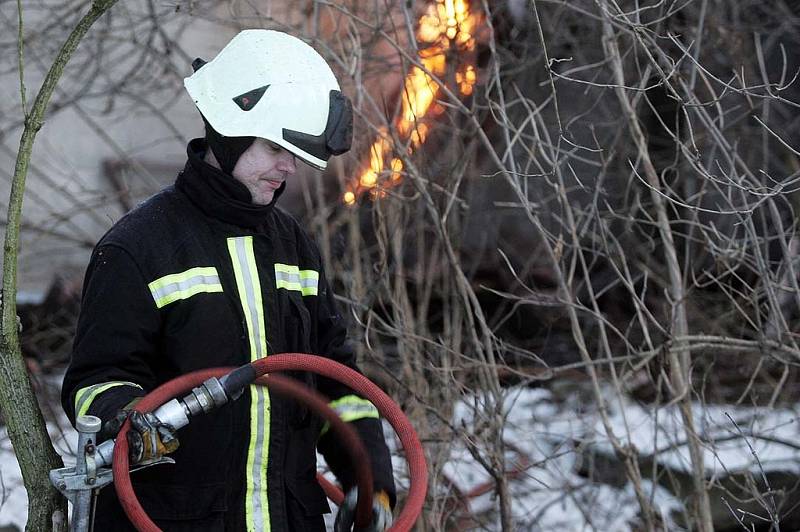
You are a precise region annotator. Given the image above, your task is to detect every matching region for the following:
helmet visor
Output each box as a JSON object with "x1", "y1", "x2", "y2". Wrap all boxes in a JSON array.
[{"x1": 282, "y1": 90, "x2": 353, "y2": 167}]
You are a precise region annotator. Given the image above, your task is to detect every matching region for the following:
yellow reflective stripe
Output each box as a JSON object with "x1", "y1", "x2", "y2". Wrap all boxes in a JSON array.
[
  {"x1": 148, "y1": 267, "x2": 218, "y2": 291},
  {"x1": 320, "y1": 395, "x2": 380, "y2": 436},
  {"x1": 74, "y1": 381, "x2": 143, "y2": 418},
  {"x1": 329, "y1": 395, "x2": 379, "y2": 421},
  {"x1": 228, "y1": 236, "x2": 270, "y2": 531},
  {"x1": 245, "y1": 401, "x2": 258, "y2": 527},
  {"x1": 274, "y1": 263, "x2": 299, "y2": 275},
  {"x1": 275, "y1": 264, "x2": 318, "y2": 296},
  {"x1": 275, "y1": 279, "x2": 302, "y2": 291},
  {"x1": 148, "y1": 267, "x2": 223, "y2": 309},
  {"x1": 244, "y1": 245, "x2": 268, "y2": 360},
  {"x1": 274, "y1": 263, "x2": 301, "y2": 292},
  {"x1": 153, "y1": 283, "x2": 223, "y2": 308},
  {"x1": 259, "y1": 386, "x2": 270, "y2": 529},
  {"x1": 299, "y1": 270, "x2": 319, "y2": 296}
]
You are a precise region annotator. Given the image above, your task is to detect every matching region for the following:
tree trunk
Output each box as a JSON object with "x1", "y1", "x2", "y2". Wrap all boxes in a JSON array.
[{"x1": 0, "y1": 1, "x2": 119, "y2": 530}]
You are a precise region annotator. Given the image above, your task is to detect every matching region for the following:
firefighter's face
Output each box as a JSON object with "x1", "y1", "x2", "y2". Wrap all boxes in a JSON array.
[{"x1": 231, "y1": 138, "x2": 297, "y2": 205}]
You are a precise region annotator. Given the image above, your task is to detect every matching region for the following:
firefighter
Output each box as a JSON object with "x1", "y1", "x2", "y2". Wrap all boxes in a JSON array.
[{"x1": 61, "y1": 30, "x2": 394, "y2": 531}]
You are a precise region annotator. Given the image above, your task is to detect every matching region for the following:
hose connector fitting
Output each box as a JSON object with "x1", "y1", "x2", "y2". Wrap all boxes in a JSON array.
[{"x1": 183, "y1": 377, "x2": 229, "y2": 416}]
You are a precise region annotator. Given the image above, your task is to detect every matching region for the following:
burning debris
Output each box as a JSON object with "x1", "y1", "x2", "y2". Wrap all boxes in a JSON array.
[{"x1": 345, "y1": 0, "x2": 481, "y2": 205}]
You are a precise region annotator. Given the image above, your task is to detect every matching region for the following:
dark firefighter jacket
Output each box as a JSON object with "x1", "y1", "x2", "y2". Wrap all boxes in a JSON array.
[{"x1": 61, "y1": 139, "x2": 395, "y2": 531}]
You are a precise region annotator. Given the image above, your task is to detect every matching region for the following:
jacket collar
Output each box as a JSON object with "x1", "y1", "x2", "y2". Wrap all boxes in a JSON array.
[{"x1": 175, "y1": 138, "x2": 286, "y2": 228}]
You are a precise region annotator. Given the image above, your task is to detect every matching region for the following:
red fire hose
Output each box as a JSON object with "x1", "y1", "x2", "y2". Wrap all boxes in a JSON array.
[{"x1": 112, "y1": 354, "x2": 427, "y2": 532}]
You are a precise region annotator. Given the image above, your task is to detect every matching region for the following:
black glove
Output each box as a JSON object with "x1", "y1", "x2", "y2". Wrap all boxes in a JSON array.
[
  {"x1": 99, "y1": 397, "x2": 141, "y2": 441},
  {"x1": 334, "y1": 489, "x2": 393, "y2": 532},
  {"x1": 100, "y1": 399, "x2": 179, "y2": 464}
]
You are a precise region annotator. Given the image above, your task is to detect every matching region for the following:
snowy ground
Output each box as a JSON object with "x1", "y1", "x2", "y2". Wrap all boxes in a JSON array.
[
  {"x1": 1, "y1": 384, "x2": 799, "y2": 530},
  {"x1": 0, "y1": 428, "x2": 28, "y2": 529},
  {"x1": 0, "y1": 405, "x2": 77, "y2": 529},
  {"x1": 438, "y1": 386, "x2": 800, "y2": 530}
]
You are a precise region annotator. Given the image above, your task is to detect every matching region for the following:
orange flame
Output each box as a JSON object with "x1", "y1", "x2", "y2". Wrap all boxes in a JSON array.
[{"x1": 345, "y1": 0, "x2": 480, "y2": 204}]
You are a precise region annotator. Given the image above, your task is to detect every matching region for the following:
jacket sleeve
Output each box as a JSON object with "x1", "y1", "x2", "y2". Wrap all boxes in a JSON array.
[
  {"x1": 61, "y1": 244, "x2": 160, "y2": 433},
  {"x1": 311, "y1": 258, "x2": 396, "y2": 504}
]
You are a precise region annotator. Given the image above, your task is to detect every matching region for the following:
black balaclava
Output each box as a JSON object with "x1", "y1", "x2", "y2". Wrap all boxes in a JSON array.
[
  {"x1": 202, "y1": 117, "x2": 255, "y2": 175},
  {"x1": 192, "y1": 57, "x2": 256, "y2": 175}
]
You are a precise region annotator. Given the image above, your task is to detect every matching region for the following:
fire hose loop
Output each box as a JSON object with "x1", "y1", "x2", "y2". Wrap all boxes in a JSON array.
[
  {"x1": 112, "y1": 354, "x2": 428, "y2": 532},
  {"x1": 113, "y1": 372, "x2": 374, "y2": 530}
]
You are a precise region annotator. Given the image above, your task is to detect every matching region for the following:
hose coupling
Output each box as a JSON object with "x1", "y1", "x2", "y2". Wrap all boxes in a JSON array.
[{"x1": 182, "y1": 377, "x2": 229, "y2": 416}]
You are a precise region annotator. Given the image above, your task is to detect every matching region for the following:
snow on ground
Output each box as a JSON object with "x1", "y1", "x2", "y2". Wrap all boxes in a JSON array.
[
  {"x1": 0, "y1": 373, "x2": 77, "y2": 530},
  {"x1": 1, "y1": 384, "x2": 799, "y2": 530},
  {"x1": 594, "y1": 395, "x2": 800, "y2": 475},
  {"x1": 439, "y1": 386, "x2": 800, "y2": 530},
  {"x1": 0, "y1": 410, "x2": 77, "y2": 530},
  {"x1": 440, "y1": 387, "x2": 672, "y2": 530},
  {"x1": 0, "y1": 428, "x2": 27, "y2": 529}
]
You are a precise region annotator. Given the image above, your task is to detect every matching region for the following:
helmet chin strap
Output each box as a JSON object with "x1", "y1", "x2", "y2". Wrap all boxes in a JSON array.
[{"x1": 202, "y1": 116, "x2": 255, "y2": 175}]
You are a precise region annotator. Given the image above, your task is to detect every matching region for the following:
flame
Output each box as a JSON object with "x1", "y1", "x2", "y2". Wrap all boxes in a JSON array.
[{"x1": 344, "y1": 0, "x2": 480, "y2": 205}]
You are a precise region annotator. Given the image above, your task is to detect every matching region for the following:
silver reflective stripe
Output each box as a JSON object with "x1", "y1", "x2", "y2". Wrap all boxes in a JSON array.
[
  {"x1": 299, "y1": 277, "x2": 317, "y2": 295},
  {"x1": 275, "y1": 272, "x2": 300, "y2": 290},
  {"x1": 233, "y1": 241, "x2": 266, "y2": 360},
  {"x1": 275, "y1": 271, "x2": 301, "y2": 284},
  {"x1": 251, "y1": 385, "x2": 268, "y2": 529},
  {"x1": 299, "y1": 270, "x2": 319, "y2": 296},
  {"x1": 148, "y1": 267, "x2": 222, "y2": 308},
  {"x1": 227, "y1": 236, "x2": 270, "y2": 530},
  {"x1": 274, "y1": 264, "x2": 318, "y2": 296},
  {"x1": 274, "y1": 263, "x2": 301, "y2": 291}
]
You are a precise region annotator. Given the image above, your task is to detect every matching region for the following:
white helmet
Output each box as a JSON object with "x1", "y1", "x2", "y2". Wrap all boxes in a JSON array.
[{"x1": 184, "y1": 30, "x2": 352, "y2": 169}]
